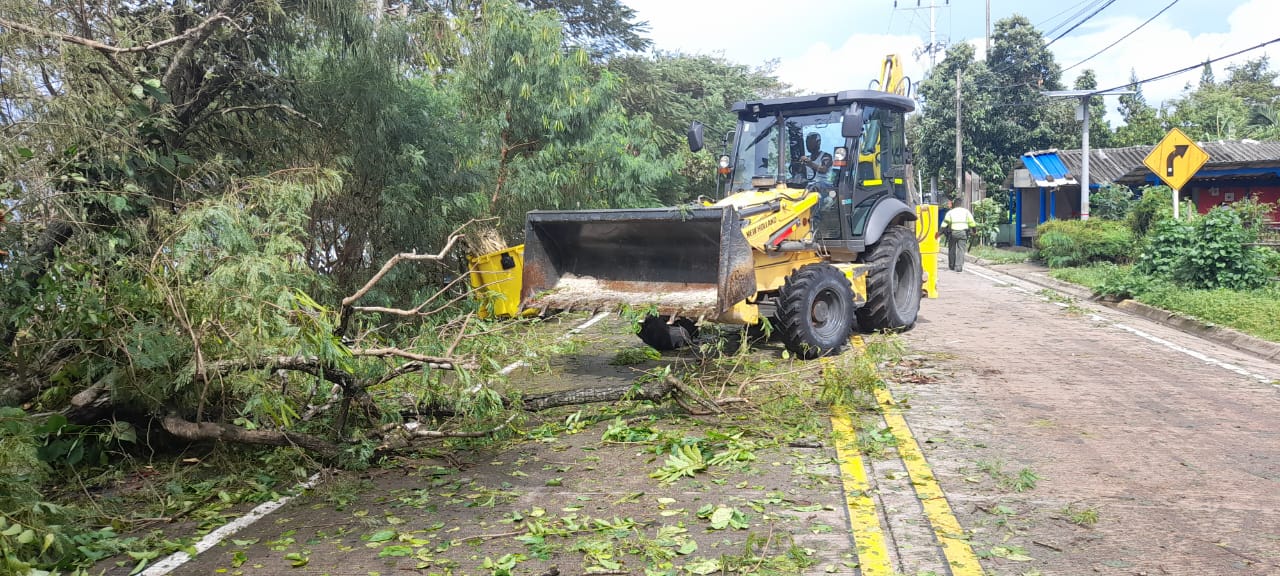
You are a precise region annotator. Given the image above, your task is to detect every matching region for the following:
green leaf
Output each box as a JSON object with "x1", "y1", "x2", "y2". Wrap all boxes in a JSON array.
[
  {"x1": 131, "y1": 84, "x2": 145, "y2": 99},
  {"x1": 284, "y1": 552, "x2": 308, "y2": 567},
  {"x1": 378, "y1": 545, "x2": 413, "y2": 557},
  {"x1": 15, "y1": 147, "x2": 33, "y2": 159},
  {"x1": 366, "y1": 529, "x2": 397, "y2": 542},
  {"x1": 17, "y1": 529, "x2": 35, "y2": 544},
  {"x1": 1, "y1": 524, "x2": 22, "y2": 537},
  {"x1": 708, "y1": 507, "x2": 733, "y2": 530},
  {"x1": 683, "y1": 557, "x2": 720, "y2": 575},
  {"x1": 111, "y1": 421, "x2": 137, "y2": 443}
]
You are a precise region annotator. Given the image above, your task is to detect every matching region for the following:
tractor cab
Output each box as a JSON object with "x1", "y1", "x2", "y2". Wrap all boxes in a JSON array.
[{"x1": 719, "y1": 91, "x2": 916, "y2": 259}]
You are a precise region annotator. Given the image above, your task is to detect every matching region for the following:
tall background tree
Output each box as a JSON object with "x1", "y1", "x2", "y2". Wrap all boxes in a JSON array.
[
  {"x1": 1113, "y1": 69, "x2": 1166, "y2": 147},
  {"x1": 912, "y1": 15, "x2": 1076, "y2": 197},
  {"x1": 0, "y1": 1, "x2": 785, "y2": 570}
]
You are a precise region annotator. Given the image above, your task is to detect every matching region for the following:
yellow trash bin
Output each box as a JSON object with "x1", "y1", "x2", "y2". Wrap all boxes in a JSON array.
[
  {"x1": 467, "y1": 244, "x2": 526, "y2": 319},
  {"x1": 914, "y1": 204, "x2": 940, "y2": 299}
]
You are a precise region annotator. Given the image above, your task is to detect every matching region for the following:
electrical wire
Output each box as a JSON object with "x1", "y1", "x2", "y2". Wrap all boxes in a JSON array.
[
  {"x1": 1046, "y1": 0, "x2": 1117, "y2": 47},
  {"x1": 1042, "y1": 0, "x2": 1107, "y2": 39},
  {"x1": 982, "y1": 0, "x2": 1112, "y2": 85},
  {"x1": 1091, "y1": 35, "x2": 1280, "y2": 95},
  {"x1": 1037, "y1": 0, "x2": 1104, "y2": 33},
  {"x1": 982, "y1": 0, "x2": 1180, "y2": 99},
  {"x1": 1062, "y1": 0, "x2": 1179, "y2": 73},
  {"x1": 969, "y1": 35, "x2": 1280, "y2": 112}
]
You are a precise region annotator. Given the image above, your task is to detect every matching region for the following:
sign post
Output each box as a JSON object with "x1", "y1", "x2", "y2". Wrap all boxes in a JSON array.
[{"x1": 1143, "y1": 128, "x2": 1208, "y2": 220}]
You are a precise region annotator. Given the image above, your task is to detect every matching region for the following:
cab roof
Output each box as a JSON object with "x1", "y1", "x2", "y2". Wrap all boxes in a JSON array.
[{"x1": 731, "y1": 90, "x2": 916, "y2": 115}]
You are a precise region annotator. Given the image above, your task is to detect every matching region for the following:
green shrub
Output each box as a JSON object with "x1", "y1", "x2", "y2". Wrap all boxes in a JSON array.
[
  {"x1": 1034, "y1": 219, "x2": 1135, "y2": 268},
  {"x1": 1090, "y1": 184, "x2": 1136, "y2": 221},
  {"x1": 971, "y1": 198, "x2": 1003, "y2": 246},
  {"x1": 1177, "y1": 207, "x2": 1273, "y2": 289},
  {"x1": 1093, "y1": 265, "x2": 1155, "y2": 300},
  {"x1": 1129, "y1": 185, "x2": 1171, "y2": 236},
  {"x1": 1128, "y1": 185, "x2": 1195, "y2": 237},
  {"x1": 1138, "y1": 206, "x2": 1273, "y2": 290},
  {"x1": 1135, "y1": 217, "x2": 1194, "y2": 279}
]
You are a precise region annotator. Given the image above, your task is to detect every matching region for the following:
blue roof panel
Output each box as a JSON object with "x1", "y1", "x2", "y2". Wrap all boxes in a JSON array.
[{"x1": 1021, "y1": 151, "x2": 1078, "y2": 188}]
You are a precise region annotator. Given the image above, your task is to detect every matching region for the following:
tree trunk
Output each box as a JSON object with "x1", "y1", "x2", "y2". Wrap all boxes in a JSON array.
[
  {"x1": 161, "y1": 413, "x2": 340, "y2": 459},
  {"x1": 518, "y1": 377, "x2": 677, "y2": 411}
]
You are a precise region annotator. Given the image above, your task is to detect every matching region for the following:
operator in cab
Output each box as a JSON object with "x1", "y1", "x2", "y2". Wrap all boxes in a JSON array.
[{"x1": 796, "y1": 132, "x2": 833, "y2": 181}]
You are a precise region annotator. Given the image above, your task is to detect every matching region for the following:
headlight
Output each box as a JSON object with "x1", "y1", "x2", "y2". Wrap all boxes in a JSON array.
[
  {"x1": 718, "y1": 155, "x2": 731, "y2": 169},
  {"x1": 833, "y1": 147, "x2": 847, "y2": 162}
]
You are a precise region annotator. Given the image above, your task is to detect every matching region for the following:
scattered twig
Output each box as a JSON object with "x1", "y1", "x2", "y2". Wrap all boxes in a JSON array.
[
  {"x1": 349, "y1": 347, "x2": 473, "y2": 370},
  {"x1": 341, "y1": 219, "x2": 491, "y2": 309},
  {"x1": 1032, "y1": 540, "x2": 1063, "y2": 552},
  {"x1": 452, "y1": 528, "x2": 525, "y2": 543},
  {"x1": 1211, "y1": 541, "x2": 1279, "y2": 568}
]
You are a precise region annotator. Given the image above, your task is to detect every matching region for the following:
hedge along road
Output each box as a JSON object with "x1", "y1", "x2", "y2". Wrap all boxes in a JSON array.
[{"x1": 890, "y1": 260, "x2": 1280, "y2": 575}]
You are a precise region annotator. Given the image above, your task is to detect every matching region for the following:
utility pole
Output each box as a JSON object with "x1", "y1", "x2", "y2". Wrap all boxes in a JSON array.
[
  {"x1": 897, "y1": 0, "x2": 949, "y2": 203},
  {"x1": 897, "y1": 1, "x2": 949, "y2": 70},
  {"x1": 985, "y1": 0, "x2": 991, "y2": 56},
  {"x1": 955, "y1": 68, "x2": 963, "y2": 206},
  {"x1": 1043, "y1": 89, "x2": 1134, "y2": 220}
]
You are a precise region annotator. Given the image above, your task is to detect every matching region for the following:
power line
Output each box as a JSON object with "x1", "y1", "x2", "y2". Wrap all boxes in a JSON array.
[
  {"x1": 970, "y1": 35, "x2": 1280, "y2": 112},
  {"x1": 983, "y1": 1, "x2": 1113, "y2": 85},
  {"x1": 1062, "y1": 0, "x2": 1178, "y2": 74},
  {"x1": 1041, "y1": 0, "x2": 1106, "y2": 38},
  {"x1": 1046, "y1": 0, "x2": 1117, "y2": 47},
  {"x1": 1092, "y1": 36, "x2": 1280, "y2": 95},
  {"x1": 1037, "y1": 0, "x2": 1101, "y2": 30}
]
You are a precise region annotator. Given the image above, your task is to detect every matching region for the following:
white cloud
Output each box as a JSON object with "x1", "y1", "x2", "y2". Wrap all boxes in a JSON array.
[
  {"x1": 629, "y1": 0, "x2": 1280, "y2": 125},
  {"x1": 773, "y1": 35, "x2": 930, "y2": 95},
  {"x1": 1026, "y1": 0, "x2": 1278, "y2": 124}
]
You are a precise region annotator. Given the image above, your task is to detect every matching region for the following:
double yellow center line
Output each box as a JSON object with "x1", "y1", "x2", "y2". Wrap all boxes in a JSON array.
[{"x1": 829, "y1": 340, "x2": 984, "y2": 575}]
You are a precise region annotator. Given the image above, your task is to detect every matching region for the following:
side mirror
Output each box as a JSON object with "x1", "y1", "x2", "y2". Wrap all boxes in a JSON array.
[
  {"x1": 841, "y1": 109, "x2": 865, "y2": 139},
  {"x1": 688, "y1": 121, "x2": 705, "y2": 152}
]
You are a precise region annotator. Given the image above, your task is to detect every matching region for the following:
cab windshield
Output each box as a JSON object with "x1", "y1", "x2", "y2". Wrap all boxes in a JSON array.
[{"x1": 727, "y1": 110, "x2": 846, "y2": 193}]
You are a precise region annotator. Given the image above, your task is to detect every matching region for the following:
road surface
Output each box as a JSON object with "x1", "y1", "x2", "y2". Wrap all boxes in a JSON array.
[{"x1": 887, "y1": 260, "x2": 1280, "y2": 575}]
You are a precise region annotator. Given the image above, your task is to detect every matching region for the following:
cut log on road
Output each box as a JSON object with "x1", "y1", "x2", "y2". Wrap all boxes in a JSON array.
[
  {"x1": 161, "y1": 413, "x2": 340, "y2": 459},
  {"x1": 518, "y1": 376, "x2": 678, "y2": 412}
]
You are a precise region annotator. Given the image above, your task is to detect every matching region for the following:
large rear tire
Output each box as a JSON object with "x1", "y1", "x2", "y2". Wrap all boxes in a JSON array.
[
  {"x1": 777, "y1": 264, "x2": 856, "y2": 359},
  {"x1": 637, "y1": 315, "x2": 698, "y2": 351},
  {"x1": 856, "y1": 224, "x2": 922, "y2": 332}
]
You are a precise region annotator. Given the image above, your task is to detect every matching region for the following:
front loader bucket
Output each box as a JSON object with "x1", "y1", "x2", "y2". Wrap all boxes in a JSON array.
[{"x1": 520, "y1": 207, "x2": 756, "y2": 320}]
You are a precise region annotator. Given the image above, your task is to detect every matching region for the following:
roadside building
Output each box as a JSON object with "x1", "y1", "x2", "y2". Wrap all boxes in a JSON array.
[{"x1": 1008, "y1": 140, "x2": 1280, "y2": 246}]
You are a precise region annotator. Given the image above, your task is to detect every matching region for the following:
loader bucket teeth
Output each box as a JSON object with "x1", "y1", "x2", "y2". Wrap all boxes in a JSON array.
[{"x1": 520, "y1": 207, "x2": 756, "y2": 319}]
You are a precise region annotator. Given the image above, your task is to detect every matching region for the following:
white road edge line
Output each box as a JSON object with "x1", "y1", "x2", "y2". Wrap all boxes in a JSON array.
[
  {"x1": 968, "y1": 266, "x2": 1276, "y2": 385},
  {"x1": 1110, "y1": 321, "x2": 1274, "y2": 384},
  {"x1": 140, "y1": 473, "x2": 322, "y2": 576},
  {"x1": 145, "y1": 311, "x2": 613, "y2": 575},
  {"x1": 966, "y1": 267, "x2": 1032, "y2": 294}
]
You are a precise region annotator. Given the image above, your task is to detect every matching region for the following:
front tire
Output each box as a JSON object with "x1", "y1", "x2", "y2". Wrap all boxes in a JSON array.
[
  {"x1": 856, "y1": 224, "x2": 922, "y2": 332},
  {"x1": 776, "y1": 264, "x2": 856, "y2": 359},
  {"x1": 637, "y1": 315, "x2": 698, "y2": 351}
]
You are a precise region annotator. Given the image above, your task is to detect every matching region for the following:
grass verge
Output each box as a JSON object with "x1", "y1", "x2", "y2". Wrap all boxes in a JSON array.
[
  {"x1": 968, "y1": 245, "x2": 1035, "y2": 264},
  {"x1": 1050, "y1": 264, "x2": 1280, "y2": 343}
]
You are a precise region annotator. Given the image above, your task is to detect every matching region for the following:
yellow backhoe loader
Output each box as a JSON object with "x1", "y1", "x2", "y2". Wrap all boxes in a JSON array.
[{"x1": 519, "y1": 62, "x2": 930, "y2": 358}]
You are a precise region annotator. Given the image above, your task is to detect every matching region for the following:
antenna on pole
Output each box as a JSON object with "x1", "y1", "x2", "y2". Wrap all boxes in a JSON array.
[{"x1": 897, "y1": 0, "x2": 950, "y2": 71}]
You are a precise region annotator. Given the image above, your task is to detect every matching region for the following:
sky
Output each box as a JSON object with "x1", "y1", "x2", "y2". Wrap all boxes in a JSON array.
[{"x1": 624, "y1": 0, "x2": 1280, "y2": 125}]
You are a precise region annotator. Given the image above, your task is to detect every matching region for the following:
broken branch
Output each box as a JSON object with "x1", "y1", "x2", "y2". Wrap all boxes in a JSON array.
[
  {"x1": 0, "y1": 13, "x2": 233, "y2": 55},
  {"x1": 161, "y1": 412, "x2": 339, "y2": 459}
]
